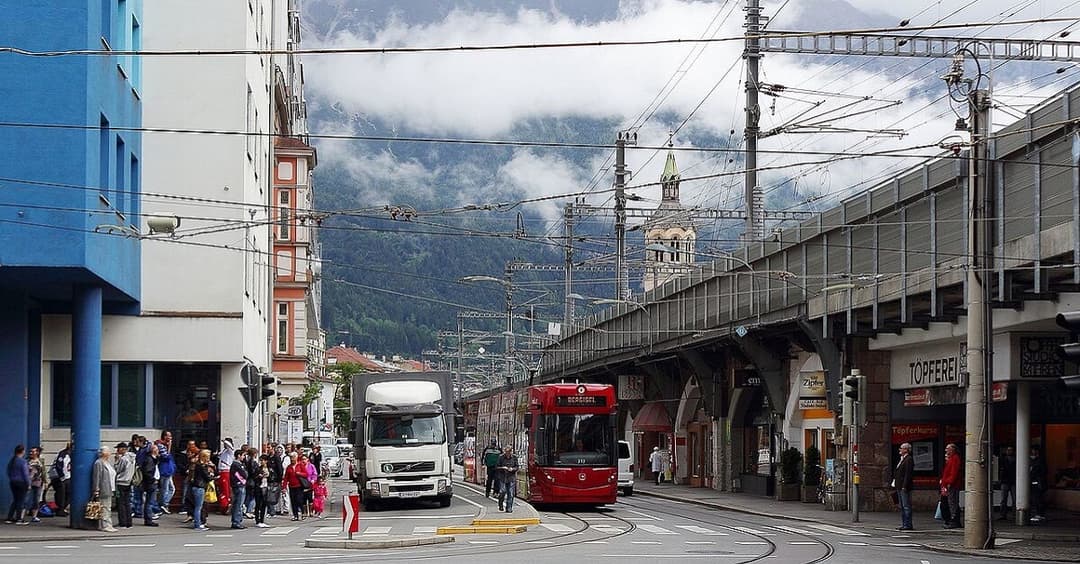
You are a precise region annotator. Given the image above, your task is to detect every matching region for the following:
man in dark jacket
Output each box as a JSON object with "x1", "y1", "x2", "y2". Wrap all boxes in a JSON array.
[
  {"x1": 1030, "y1": 446, "x2": 1047, "y2": 522},
  {"x1": 481, "y1": 439, "x2": 501, "y2": 498},
  {"x1": 999, "y1": 446, "x2": 1016, "y2": 520},
  {"x1": 893, "y1": 442, "x2": 915, "y2": 530},
  {"x1": 139, "y1": 444, "x2": 160, "y2": 527},
  {"x1": 229, "y1": 450, "x2": 249, "y2": 529},
  {"x1": 496, "y1": 446, "x2": 519, "y2": 513}
]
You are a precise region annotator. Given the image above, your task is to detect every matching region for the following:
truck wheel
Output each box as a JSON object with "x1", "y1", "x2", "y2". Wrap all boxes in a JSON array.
[
  {"x1": 623, "y1": 487, "x2": 633, "y2": 496},
  {"x1": 439, "y1": 495, "x2": 452, "y2": 508}
]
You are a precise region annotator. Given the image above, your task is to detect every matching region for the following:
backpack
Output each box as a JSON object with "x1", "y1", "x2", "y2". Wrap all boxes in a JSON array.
[
  {"x1": 131, "y1": 464, "x2": 143, "y2": 487},
  {"x1": 48, "y1": 453, "x2": 66, "y2": 482},
  {"x1": 483, "y1": 448, "x2": 501, "y2": 467}
]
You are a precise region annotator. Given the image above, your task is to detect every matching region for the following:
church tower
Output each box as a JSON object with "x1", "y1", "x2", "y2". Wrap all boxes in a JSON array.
[{"x1": 643, "y1": 138, "x2": 697, "y2": 293}]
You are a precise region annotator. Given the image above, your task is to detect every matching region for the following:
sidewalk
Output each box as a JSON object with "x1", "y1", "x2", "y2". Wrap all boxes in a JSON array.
[
  {"x1": 0, "y1": 510, "x2": 300, "y2": 543},
  {"x1": 634, "y1": 480, "x2": 1080, "y2": 561}
]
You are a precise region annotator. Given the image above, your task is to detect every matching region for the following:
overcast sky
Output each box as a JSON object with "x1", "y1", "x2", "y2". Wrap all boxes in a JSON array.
[{"x1": 301, "y1": 0, "x2": 1078, "y2": 222}]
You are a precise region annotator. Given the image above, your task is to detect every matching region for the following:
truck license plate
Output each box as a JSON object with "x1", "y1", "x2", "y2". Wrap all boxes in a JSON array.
[{"x1": 398, "y1": 491, "x2": 422, "y2": 498}]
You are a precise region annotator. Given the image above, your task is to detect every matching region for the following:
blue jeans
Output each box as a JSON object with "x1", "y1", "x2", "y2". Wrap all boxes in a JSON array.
[
  {"x1": 500, "y1": 478, "x2": 517, "y2": 512},
  {"x1": 898, "y1": 489, "x2": 913, "y2": 529},
  {"x1": 231, "y1": 486, "x2": 246, "y2": 527},
  {"x1": 191, "y1": 486, "x2": 206, "y2": 529},
  {"x1": 158, "y1": 475, "x2": 175, "y2": 511},
  {"x1": 141, "y1": 485, "x2": 156, "y2": 524}
]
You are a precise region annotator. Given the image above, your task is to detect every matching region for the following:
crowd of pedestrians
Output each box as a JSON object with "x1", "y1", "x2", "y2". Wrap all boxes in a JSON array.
[{"x1": 4, "y1": 435, "x2": 330, "y2": 531}]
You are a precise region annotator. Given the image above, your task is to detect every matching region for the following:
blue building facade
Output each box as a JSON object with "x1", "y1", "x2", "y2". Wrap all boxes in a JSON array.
[{"x1": 0, "y1": 1, "x2": 142, "y2": 525}]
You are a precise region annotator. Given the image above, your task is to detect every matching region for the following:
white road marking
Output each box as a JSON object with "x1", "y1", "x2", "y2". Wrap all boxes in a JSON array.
[
  {"x1": 206, "y1": 534, "x2": 233, "y2": 538},
  {"x1": 453, "y1": 494, "x2": 483, "y2": 509},
  {"x1": 101, "y1": 544, "x2": 155, "y2": 548},
  {"x1": 261, "y1": 526, "x2": 297, "y2": 536},
  {"x1": 584, "y1": 541, "x2": 608, "y2": 544},
  {"x1": 363, "y1": 526, "x2": 392, "y2": 535},
  {"x1": 685, "y1": 541, "x2": 715, "y2": 545},
  {"x1": 676, "y1": 525, "x2": 725, "y2": 535},
  {"x1": 241, "y1": 543, "x2": 273, "y2": 547},
  {"x1": 184, "y1": 543, "x2": 214, "y2": 547},
  {"x1": 997, "y1": 539, "x2": 1022, "y2": 546},
  {"x1": 312, "y1": 527, "x2": 339, "y2": 536},
  {"x1": 413, "y1": 526, "x2": 438, "y2": 534},
  {"x1": 540, "y1": 523, "x2": 575, "y2": 533},
  {"x1": 841, "y1": 541, "x2": 868, "y2": 546},
  {"x1": 44, "y1": 546, "x2": 77, "y2": 549},
  {"x1": 920, "y1": 560, "x2": 931, "y2": 564},
  {"x1": 888, "y1": 543, "x2": 920, "y2": 547},
  {"x1": 625, "y1": 509, "x2": 659, "y2": 520},
  {"x1": 807, "y1": 523, "x2": 869, "y2": 536},
  {"x1": 524, "y1": 540, "x2": 554, "y2": 544},
  {"x1": 731, "y1": 526, "x2": 774, "y2": 536},
  {"x1": 631, "y1": 541, "x2": 662, "y2": 544},
  {"x1": 735, "y1": 541, "x2": 769, "y2": 545},
  {"x1": 775, "y1": 525, "x2": 822, "y2": 536},
  {"x1": 637, "y1": 524, "x2": 677, "y2": 535}
]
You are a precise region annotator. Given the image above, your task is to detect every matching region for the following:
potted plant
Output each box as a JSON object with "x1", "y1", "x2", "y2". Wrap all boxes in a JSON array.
[
  {"x1": 777, "y1": 447, "x2": 802, "y2": 501},
  {"x1": 802, "y1": 445, "x2": 821, "y2": 503}
]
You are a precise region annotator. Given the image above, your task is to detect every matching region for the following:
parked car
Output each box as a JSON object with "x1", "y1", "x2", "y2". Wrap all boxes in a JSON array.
[
  {"x1": 618, "y1": 440, "x2": 634, "y2": 496},
  {"x1": 321, "y1": 445, "x2": 344, "y2": 477}
]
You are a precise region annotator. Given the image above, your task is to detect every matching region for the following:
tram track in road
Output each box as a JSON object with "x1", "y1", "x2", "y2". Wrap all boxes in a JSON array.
[{"x1": 619, "y1": 494, "x2": 836, "y2": 564}]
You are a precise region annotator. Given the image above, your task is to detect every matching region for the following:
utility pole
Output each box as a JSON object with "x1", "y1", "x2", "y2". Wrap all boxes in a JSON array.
[
  {"x1": 614, "y1": 131, "x2": 635, "y2": 300},
  {"x1": 457, "y1": 317, "x2": 464, "y2": 404},
  {"x1": 504, "y1": 267, "x2": 514, "y2": 386},
  {"x1": 743, "y1": 0, "x2": 762, "y2": 241},
  {"x1": 964, "y1": 86, "x2": 993, "y2": 550},
  {"x1": 563, "y1": 201, "x2": 574, "y2": 327}
]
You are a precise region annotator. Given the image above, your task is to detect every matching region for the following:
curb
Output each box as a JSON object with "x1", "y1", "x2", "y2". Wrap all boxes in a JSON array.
[
  {"x1": 305, "y1": 535, "x2": 454, "y2": 549},
  {"x1": 919, "y1": 541, "x2": 1080, "y2": 563},
  {"x1": 437, "y1": 525, "x2": 527, "y2": 535}
]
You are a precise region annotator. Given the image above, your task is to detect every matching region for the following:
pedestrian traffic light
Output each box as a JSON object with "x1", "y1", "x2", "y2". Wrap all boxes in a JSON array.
[{"x1": 1057, "y1": 311, "x2": 1080, "y2": 389}]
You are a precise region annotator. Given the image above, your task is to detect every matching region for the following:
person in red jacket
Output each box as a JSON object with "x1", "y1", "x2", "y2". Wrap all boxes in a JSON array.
[
  {"x1": 939, "y1": 443, "x2": 962, "y2": 529},
  {"x1": 282, "y1": 455, "x2": 309, "y2": 522}
]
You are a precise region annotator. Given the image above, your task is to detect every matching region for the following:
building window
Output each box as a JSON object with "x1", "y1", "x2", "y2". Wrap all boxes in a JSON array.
[
  {"x1": 100, "y1": 0, "x2": 113, "y2": 47},
  {"x1": 278, "y1": 190, "x2": 291, "y2": 240},
  {"x1": 129, "y1": 155, "x2": 139, "y2": 223},
  {"x1": 277, "y1": 302, "x2": 289, "y2": 353},
  {"x1": 52, "y1": 363, "x2": 150, "y2": 428},
  {"x1": 130, "y1": 15, "x2": 142, "y2": 91},
  {"x1": 115, "y1": 0, "x2": 127, "y2": 75},
  {"x1": 99, "y1": 115, "x2": 110, "y2": 199},
  {"x1": 277, "y1": 161, "x2": 294, "y2": 181},
  {"x1": 277, "y1": 250, "x2": 292, "y2": 279},
  {"x1": 115, "y1": 136, "x2": 126, "y2": 214}
]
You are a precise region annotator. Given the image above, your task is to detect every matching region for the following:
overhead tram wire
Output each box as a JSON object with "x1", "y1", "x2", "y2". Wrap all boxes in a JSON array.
[{"x1": 3, "y1": 17, "x2": 1076, "y2": 57}]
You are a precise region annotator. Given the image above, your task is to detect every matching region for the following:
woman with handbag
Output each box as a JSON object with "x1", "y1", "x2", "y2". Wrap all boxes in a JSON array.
[
  {"x1": 91, "y1": 446, "x2": 117, "y2": 532},
  {"x1": 283, "y1": 455, "x2": 309, "y2": 521},
  {"x1": 190, "y1": 450, "x2": 216, "y2": 531}
]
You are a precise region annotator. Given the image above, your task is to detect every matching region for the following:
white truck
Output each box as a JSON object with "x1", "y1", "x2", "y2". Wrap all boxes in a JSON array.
[{"x1": 349, "y1": 371, "x2": 454, "y2": 510}]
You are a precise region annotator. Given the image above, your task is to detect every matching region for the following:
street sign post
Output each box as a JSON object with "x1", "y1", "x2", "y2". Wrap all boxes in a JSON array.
[{"x1": 342, "y1": 493, "x2": 360, "y2": 539}]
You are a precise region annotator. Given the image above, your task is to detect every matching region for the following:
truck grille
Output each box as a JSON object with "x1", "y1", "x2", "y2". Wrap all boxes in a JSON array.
[
  {"x1": 388, "y1": 461, "x2": 435, "y2": 473},
  {"x1": 390, "y1": 484, "x2": 433, "y2": 493}
]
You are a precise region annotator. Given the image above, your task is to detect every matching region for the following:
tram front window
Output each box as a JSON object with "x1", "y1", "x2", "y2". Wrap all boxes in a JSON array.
[{"x1": 538, "y1": 414, "x2": 615, "y2": 467}]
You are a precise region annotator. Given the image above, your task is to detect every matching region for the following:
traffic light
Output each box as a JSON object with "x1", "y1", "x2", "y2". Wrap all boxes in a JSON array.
[
  {"x1": 1058, "y1": 312, "x2": 1080, "y2": 389},
  {"x1": 260, "y1": 375, "x2": 276, "y2": 402},
  {"x1": 842, "y1": 370, "x2": 866, "y2": 426}
]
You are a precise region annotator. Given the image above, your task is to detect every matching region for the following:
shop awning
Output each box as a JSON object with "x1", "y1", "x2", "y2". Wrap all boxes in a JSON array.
[{"x1": 633, "y1": 401, "x2": 672, "y2": 432}]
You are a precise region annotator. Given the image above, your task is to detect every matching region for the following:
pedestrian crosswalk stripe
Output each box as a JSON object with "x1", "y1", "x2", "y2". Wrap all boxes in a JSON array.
[
  {"x1": 638, "y1": 524, "x2": 677, "y2": 535},
  {"x1": 731, "y1": 526, "x2": 773, "y2": 536},
  {"x1": 806, "y1": 523, "x2": 868, "y2": 536},
  {"x1": 685, "y1": 541, "x2": 715, "y2": 545},
  {"x1": 888, "y1": 543, "x2": 920, "y2": 547},
  {"x1": 735, "y1": 541, "x2": 768, "y2": 545},
  {"x1": 413, "y1": 526, "x2": 438, "y2": 534},
  {"x1": 790, "y1": 541, "x2": 818, "y2": 545},
  {"x1": 631, "y1": 541, "x2": 661, "y2": 544},
  {"x1": 312, "y1": 527, "x2": 339, "y2": 536},
  {"x1": 675, "y1": 525, "x2": 725, "y2": 536},
  {"x1": 261, "y1": 526, "x2": 297, "y2": 536},
  {"x1": 841, "y1": 541, "x2": 868, "y2": 546},
  {"x1": 774, "y1": 525, "x2": 822, "y2": 536},
  {"x1": 363, "y1": 526, "x2": 392, "y2": 535},
  {"x1": 540, "y1": 523, "x2": 575, "y2": 533}
]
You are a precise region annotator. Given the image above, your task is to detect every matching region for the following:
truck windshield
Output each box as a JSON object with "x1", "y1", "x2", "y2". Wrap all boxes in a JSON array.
[
  {"x1": 369, "y1": 414, "x2": 446, "y2": 446},
  {"x1": 536, "y1": 414, "x2": 615, "y2": 467}
]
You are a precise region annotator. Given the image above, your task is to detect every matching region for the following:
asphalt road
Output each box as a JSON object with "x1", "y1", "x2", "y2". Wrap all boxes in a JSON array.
[{"x1": 0, "y1": 479, "x2": 1053, "y2": 564}]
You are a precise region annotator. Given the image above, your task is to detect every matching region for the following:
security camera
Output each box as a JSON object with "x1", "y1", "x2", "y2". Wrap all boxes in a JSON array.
[{"x1": 146, "y1": 215, "x2": 181, "y2": 235}]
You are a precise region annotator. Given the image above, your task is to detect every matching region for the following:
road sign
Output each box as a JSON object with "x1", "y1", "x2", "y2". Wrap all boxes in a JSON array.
[
  {"x1": 286, "y1": 405, "x2": 303, "y2": 418},
  {"x1": 342, "y1": 493, "x2": 360, "y2": 538}
]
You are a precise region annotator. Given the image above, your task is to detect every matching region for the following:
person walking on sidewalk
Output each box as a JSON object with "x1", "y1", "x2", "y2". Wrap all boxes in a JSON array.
[
  {"x1": 649, "y1": 447, "x2": 664, "y2": 485},
  {"x1": 496, "y1": 445, "x2": 519, "y2": 513},
  {"x1": 893, "y1": 442, "x2": 914, "y2": 530},
  {"x1": 114, "y1": 442, "x2": 134, "y2": 529},
  {"x1": 5, "y1": 445, "x2": 29, "y2": 524},
  {"x1": 481, "y1": 439, "x2": 501, "y2": 498},
  {"x1": 217, "y1": 438, "x2": 235, "y2": 515},
  {"x1": 91, "y1": 446, "x2": 117, "y2": 532},
  {"x1": 155, "y1": 430, "x2": 176, "y2": 515},
  {"x1": 999, "y1": 446, "x2": 1016, "y2": 521},
  {"x1": 940, "y1": 443, "x2": 962, "y2": 529},
  {"x1": 283, "y1": 454, "x2": 309, "y2": 521}
]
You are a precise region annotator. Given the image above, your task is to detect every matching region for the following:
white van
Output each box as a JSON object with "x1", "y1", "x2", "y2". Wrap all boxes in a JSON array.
[{"x1": 617, "y1": 440, "x2": 634, "y2": 496}]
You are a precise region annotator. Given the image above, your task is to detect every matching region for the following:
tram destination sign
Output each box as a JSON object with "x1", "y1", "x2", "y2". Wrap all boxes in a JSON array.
[{"x1": 555, "y1": 395, "x2": 607, "y2": 407}]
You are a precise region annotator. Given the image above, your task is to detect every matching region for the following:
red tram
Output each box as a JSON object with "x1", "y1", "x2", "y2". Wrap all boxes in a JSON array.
[{"x1": 470, "y1": 383, "x2": 618, "y2": 506}]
